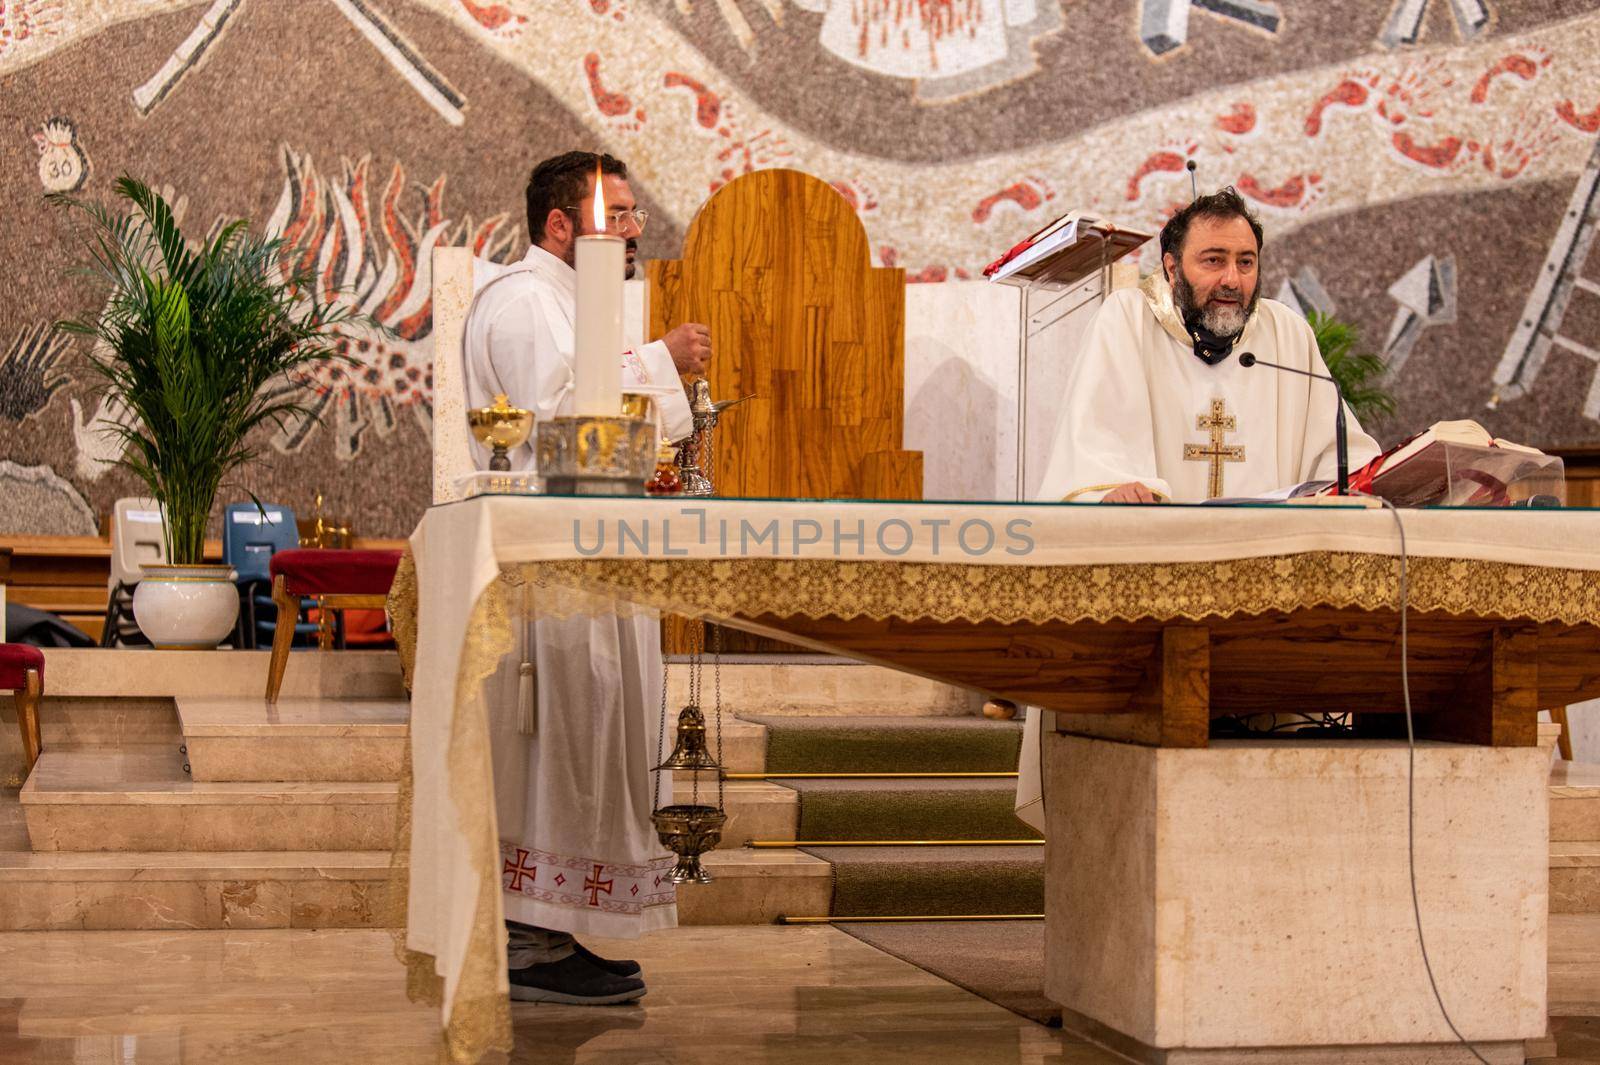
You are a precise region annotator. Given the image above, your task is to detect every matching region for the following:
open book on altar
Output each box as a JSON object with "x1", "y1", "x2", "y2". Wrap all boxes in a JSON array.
[
  {"x1": 984, "y1": 210, "x2": 1152, "y2": 286},
  {"x1": 1203, "y1": 421, "x2": 1566, "y2": 507},
  {"x1": 1332, "y1": 420, "x2": 1564, "y2": 507}
]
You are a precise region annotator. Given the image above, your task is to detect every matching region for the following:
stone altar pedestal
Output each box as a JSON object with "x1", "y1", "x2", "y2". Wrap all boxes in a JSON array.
[{"x1": 1043, "y1": 733, "x2": 1548, "y2": 1064}]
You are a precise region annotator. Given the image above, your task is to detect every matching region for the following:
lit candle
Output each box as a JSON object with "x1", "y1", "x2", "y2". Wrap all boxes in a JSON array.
[{"x1": 573, "y1": 164, "x2": 624, "y2": 416}]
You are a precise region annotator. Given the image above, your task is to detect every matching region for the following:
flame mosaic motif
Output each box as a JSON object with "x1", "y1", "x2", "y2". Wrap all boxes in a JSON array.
[{"x1": 263, "y1": 146, "x2": 521, "y2": 460}]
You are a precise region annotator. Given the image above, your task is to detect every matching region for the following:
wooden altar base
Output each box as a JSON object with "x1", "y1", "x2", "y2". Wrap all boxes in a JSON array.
[{"x1": 731, "y1": 608, "x2": 1600, "y2": 750}]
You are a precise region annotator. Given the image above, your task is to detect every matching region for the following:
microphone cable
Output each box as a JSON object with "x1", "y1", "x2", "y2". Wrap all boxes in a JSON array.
[{"x1": 1371, "y1": 494, "x2": 1493, "y2": 1065}]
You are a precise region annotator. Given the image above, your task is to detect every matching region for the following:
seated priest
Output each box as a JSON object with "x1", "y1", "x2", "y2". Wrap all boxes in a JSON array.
[
  {"x1": 462, "y1": 150, "x2": 712, "y2": 1005},
  {"x1": 1017, "y1": 187, "x2": 1383, "y2": 832}
]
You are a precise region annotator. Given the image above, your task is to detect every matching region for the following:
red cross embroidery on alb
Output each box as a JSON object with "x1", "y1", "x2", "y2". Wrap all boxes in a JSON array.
[
  {"x1": 583, "y1": 863, "x2": 615, "y2": 907},
  {"x1": 503, "y1": 848, "x2": 537, "y2": 892}
]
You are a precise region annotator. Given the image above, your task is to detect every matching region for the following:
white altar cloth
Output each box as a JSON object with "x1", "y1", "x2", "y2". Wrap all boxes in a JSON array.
[{"x1": 403, "y1": 495, "x2": 1600, "y2": 1061}]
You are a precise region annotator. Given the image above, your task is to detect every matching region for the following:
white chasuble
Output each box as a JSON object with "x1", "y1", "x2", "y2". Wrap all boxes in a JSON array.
[
  {"x1": 1016, "y1": 273, "x2": 1382, "y2": 833},
  {"x1": 1033, "y1": 272, "x2": 1381, "y2": 504},
  {"x1": 463, "y1": 244, "x2": 680, "y2": 938}
]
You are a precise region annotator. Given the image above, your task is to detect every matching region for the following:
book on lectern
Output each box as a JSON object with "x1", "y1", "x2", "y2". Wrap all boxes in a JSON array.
[{"x1": 984, "y1": 210, "x2": 1152, "y2": 287}]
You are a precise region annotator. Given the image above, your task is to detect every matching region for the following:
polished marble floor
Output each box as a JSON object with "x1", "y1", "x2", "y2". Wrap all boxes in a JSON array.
[{"x1": 3, "y1": 919, "x2": 1600, "y2": 1064}]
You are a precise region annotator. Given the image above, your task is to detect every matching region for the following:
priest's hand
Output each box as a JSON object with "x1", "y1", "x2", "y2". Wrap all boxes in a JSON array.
[
  {"x1": 664, "y1": 323, "x2": 712, "y2": 376},
  {"x1": 1102, "y1": 482, "x2": 1162, "y2": 504}
]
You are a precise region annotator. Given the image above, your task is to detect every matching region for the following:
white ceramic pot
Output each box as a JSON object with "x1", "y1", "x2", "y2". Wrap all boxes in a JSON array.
[{"x1": 133, "y1": 564, "x2": 239, "y2": 649}]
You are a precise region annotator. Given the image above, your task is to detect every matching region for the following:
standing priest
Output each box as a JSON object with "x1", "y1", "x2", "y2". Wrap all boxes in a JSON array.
[
  {"x1": 1016, "y1": 187, "x2": 1382, "y2": 831},
  {"x1": 462, "y1": 151, "x2": 712, "y2": 1004}
]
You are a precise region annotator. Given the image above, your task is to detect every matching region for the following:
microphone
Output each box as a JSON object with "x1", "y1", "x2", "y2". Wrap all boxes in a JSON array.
[
  {"x1": 1237, "y1": 352, "x2": 1350, "y2": 497},
  {"x1": 1186, "y1": 159, "x2": 1198, "y2": 201}
]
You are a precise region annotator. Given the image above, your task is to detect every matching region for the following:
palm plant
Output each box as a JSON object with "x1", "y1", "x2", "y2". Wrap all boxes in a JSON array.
[
  {"x1": 1307, "y1": 310, "x2": 1396, "y2": 424},
  {"x1": 52, "y1": 177, "x2": 356, "y2": 565}
]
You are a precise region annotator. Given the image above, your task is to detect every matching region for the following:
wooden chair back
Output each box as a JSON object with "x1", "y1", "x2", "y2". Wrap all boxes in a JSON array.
[{"x1": 648, "y1": 169, "x2": 922, "y2": 500}]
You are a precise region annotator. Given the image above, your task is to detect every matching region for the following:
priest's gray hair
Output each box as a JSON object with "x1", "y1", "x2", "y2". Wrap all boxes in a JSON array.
[
  {"x1": 526, "y1": 151, "x2": 628, "y2": 243},
  {"x1": 1159, "y1": 187, "x2": 1264, "y2": 260}
]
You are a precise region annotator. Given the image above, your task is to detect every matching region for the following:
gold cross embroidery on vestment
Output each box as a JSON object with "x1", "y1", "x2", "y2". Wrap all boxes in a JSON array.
[{"x1": 1183, "y1": 397, "x2": 1245, "y2": 498}]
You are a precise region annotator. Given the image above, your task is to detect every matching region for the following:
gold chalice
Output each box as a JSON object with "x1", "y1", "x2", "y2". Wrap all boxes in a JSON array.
[{"x1": 467, "y1": 394, "x2": 534, "y2": 471}]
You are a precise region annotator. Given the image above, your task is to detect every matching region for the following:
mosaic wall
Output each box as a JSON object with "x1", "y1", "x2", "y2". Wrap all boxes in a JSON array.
[{"x1": 1, "y1": 0, "x2": 1598, "y2": 535}]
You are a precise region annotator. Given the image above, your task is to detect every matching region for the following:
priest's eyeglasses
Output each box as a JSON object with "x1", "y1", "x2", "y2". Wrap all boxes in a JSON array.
[{"x1": 564, "y1": 206, "x2": 650, "y2": 234}]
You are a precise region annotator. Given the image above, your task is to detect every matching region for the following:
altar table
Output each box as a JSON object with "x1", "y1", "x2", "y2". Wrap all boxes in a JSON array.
[{"x1": 399, "y1": 495, "x2": 1600, "y2": 1064}]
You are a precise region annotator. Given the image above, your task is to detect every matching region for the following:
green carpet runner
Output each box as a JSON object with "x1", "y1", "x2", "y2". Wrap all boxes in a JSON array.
[
  {"x1": 750, "y1": 715, "x2": 1026, "y2": 775},
  {"x1": 748, "y1": 715, "x2": 1043, "y2": 918},
  {"x1": 778, "y1": 778, "x2": 1033, "y2": 841},
  {"x1": 808, "y1": 845, "x2": 1044, "y2": 918}
]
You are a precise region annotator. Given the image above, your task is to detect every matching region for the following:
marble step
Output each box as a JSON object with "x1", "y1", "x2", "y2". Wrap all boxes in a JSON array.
[
  {"x1": 669, "y1": 657, "x2": 981, "y2": 718},
  {"x1": 2, "y1": 696, "x2": 181, "y2": 750},
  {"x1": 40, "y1": 648, "x2": 406, "y2": 700},
  {"x1": 0, "y1": 850, "x2": 394, "y2": 930},
  {"x1": 17, "y1": 745, "x2": 779, "y2": 853},
  {"x1": 1, "y1": 696, "x2": 183, "y2": 788},
  {"x1": 677, "y1": 849, "x2": 833, "y2": 925},
  {"x1": 1551, "y1": 841, "x2": 1600, "y2": 913},
  {"x1": 20, "y1": 750, "x2": 396, "y2": 853},
  {"x1": 177, "y1": 697, "x2": 409, "y2": 783},
  {"x1": 0, "y1": 846, "x2": 824, "y2": 930},
  {"x1": 1550, "y1": 761, "x2": 1600, "y2": 841},
  {"x1": 175, "y1": 699, "x2": 767, "y2": 783}
]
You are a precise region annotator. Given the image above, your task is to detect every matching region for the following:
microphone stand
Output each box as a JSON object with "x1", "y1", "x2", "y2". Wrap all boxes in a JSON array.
[{"x1": 1238, "y1": 352, "x2": 1349, "y2": 496}]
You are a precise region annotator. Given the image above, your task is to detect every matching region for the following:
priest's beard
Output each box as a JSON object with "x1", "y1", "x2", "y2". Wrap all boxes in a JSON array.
[
  {"x1": 1171, "y1": 265, "x2": 1259, "y2": 339},
  {"x1": 561, "y1": 237, "x2": 640, "y2": 279}
]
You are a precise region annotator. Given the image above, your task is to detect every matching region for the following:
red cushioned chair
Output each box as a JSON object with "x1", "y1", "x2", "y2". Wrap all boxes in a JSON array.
[
  {"x1": 265, "y1": 549, "x2": 403, "y2": 702},
  {"x1": 0, "y1": 644, "x2": 45, "y2": 773}
]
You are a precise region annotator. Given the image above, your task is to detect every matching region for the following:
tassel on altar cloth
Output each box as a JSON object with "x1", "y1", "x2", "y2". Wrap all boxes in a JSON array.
[
  {"x1": 518, "y1": 583, "x2": 536, "y2": 735},
  {"x1": 518, "y1": 662, "x2": 536, "y2": 735}
]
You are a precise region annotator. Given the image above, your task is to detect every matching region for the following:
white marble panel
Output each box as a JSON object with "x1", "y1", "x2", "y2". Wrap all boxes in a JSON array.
[
  {"x1": 903, "y1": 282, "x2": 1020, "y2": 501},
  {"x1": 1562, "y1": 698, "x2": 1600, "y2": 763},
  {"x1": 1045, "y1": 734, "x2": 1548, "y2": 1051}
]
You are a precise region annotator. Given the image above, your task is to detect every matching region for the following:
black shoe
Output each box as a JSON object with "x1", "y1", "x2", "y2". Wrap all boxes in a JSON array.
[
  {"x1": 572, "y1": 940, "x2": 642, "y2": 979},
  {"x1": 509, "y1": 951, "x2": 646, "y2": 1005}
]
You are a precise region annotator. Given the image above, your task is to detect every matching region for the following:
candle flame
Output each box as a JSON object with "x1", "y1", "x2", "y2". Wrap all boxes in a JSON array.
[{"x1": 592, "y1": 161, "x2": 606, "y2": 233}]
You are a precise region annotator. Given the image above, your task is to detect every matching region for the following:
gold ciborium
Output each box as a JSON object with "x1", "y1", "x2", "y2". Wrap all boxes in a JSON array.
[{"x1": 467, "y1": 394, "x2": 534, "y2": 471}]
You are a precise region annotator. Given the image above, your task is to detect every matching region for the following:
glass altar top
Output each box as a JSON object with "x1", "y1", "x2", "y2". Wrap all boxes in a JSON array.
[{"x1": 441, "y1": 491, "x2": 1600, "y2": 513}]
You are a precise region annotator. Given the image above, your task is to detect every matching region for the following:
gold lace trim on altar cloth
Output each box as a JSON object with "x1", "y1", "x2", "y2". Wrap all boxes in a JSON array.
[
  {"x1": 390, "y1": 551, "x2": 1600, "y2": 678},
  {"x1": 506, "y1": 553, "x2": 1600, "y2": 629},
  {"x1": 385, "y1": 570, "x2": 516, "y2": 1064},
  {"x1": 388, "y1": 551, "x2": 419, "y2": 694}
]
